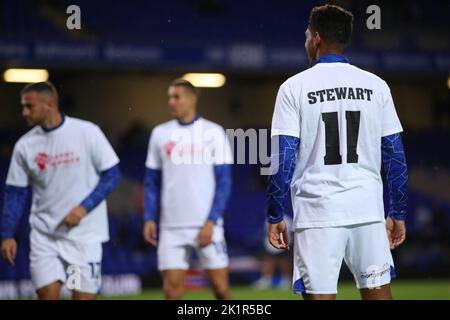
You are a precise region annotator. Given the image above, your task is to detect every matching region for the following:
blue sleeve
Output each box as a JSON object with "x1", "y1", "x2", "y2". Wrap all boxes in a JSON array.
[
  {"x1": 1, "y1": 185, "x2": 29, "y2": 239},
  {"x1": 143, "y1": 168, "x2": 161, "y2": 222},
  {"x1": 207, "y1": 164, "x2": 232, "y2": 223},
  {"x1": 80, "y1": 164, "x2": 121, "y2": 213},
  {"x1": 381, "y1": 133, "x2": 408, "y2": 220},
  {"x1": 266, "y1": 135, "x2": 300, "y2": 224}
]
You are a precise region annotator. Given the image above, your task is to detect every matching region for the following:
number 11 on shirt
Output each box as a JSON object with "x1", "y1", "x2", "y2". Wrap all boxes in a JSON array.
[{"x1": 322, "y1": 110, "x2": 361, "y2": 165}]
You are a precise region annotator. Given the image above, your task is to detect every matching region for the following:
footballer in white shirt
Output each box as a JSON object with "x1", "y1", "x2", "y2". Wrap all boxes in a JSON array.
[
  {"x1": 1, "y1": 82, "x2": 121, "y2": 299},
  {"x1": 143, "y1": 79, "x2": 233, "y2": 300},
  {"x1": 267, "y1": 5, "x2": 408, "y2": 300}
]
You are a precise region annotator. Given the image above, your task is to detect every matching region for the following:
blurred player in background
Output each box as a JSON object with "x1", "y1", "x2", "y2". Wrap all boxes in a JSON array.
[
  {"x1": 266, "y1": 4, "x2": 408, "y2": 300},
  {"x1": 142, "y1": 79, "x2": 233, "y2": 300},
  {"x1": 1, "y1": 81, "x2": 121, "y2": 300},
  {"x1": 253, "y1": 215, "x2": 293, "y2": 290}
]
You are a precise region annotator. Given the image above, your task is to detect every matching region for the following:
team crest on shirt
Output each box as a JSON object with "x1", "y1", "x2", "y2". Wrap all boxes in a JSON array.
[
  {"x1": 164, "y1": 141, "x2": 176, "y2": 157},
  {"x1": 34, "y1": 152, "x2": 49, "y2": 172},
  {"x1": 34, "y1": 151, "x2": 80, "y2": 172}
]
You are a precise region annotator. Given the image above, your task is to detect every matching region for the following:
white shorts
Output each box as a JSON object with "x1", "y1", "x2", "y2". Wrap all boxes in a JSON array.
[
  {"x1": 292, "y1": 222, "x2": 395, "y2": 295},
  {"x1": 30, "y1": 228, "x2": 103, "y2": 294},
  {"x1": 157, "y1": 226, "x2": 229, "y2": 271}
]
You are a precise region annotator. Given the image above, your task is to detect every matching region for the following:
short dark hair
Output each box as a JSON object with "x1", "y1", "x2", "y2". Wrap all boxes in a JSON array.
[
  {"x1": 308, "y1": 4, "x2": 353, "y2": 47},
  {"x1": 21, "y1": 81, "x2": 59, "y2": 103},
  {"x1": 169, "y1": 78, "x2": 198, "y2": 96}
]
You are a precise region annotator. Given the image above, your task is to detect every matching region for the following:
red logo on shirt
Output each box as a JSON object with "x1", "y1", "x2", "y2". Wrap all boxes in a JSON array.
[
  {"x1": 34, "y1": 151, "x2": 80, "y2": 172},
  {"x1": 34, "y1": 153, "x2": 49, "y2": 172},
  {"x1": 164, "y1": 141, "x2": 176, "y2": 157}
]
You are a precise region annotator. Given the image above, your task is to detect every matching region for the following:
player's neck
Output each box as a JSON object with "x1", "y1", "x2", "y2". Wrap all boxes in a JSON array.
[
  {"x1": 316, "y1": 48, "x2": 345, "y2": 60},
  {"x1": 178, "y1": 111, "x2": 198, "y2": 125},
  {"x1": 42, "y1": 111, "x2": 64, "y2": 131}
]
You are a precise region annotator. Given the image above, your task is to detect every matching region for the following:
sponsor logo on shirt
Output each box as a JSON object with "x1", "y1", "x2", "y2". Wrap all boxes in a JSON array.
[
  {"x1": 34, "y1": 151, "x2": 80, "y2": 172},
  {"x1": 34, "y1": 152, "x2": 49, "y2": 172},
  {"x1": 164, "y1": 141, "x2": 176, "y2": 157},
  {"x1": 361, "y1": 263, "x2": 390, "y2": 289}
]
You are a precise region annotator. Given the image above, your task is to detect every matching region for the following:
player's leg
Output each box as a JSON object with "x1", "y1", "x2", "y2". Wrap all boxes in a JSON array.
[
  {"x1": 254, "y1": 234, "x2": 282, "y2": 289},
  {"x1": 157, "y1": 228, "x2": 192, "y2": 299},
  {"x1": 29, "y1": 229, "x2": 66, "y2": 300},
  {"x1": 278, "y1": 253, "x2": 292, "y2": 288},
  {"x1": 292, "y1": 227, "x2": 348, "y2": 300},
  {"x1": 253, "y1": 254, "x2": 276, "y2": 289},
  {"x1": 36, "y1": 281, "x2": 62, "y2": 300},
  {"x1": 205, "y1": 268, "x2": 231, "y2": 300},
  {"x1": 360, "y1": 283, "x2": 392, "y2": 300},
  {"x1": 161, "y1": 269, "x2": 187, "y2": 300},
  {"x1": 261, "y1": 255, "x2": 276, "y2": 279},
  {"x1": 344, "y1": 222, "x2": 395, "y2": 300},
  {"x1": 72, "y1": 291, "x2": 96, "y2": 300},
  {"x1": 302, "y1": 293, "x2": 336, "y2": 300},
  {"x1": 197, "y1": 225, "x2": 231, "y2": 300}
]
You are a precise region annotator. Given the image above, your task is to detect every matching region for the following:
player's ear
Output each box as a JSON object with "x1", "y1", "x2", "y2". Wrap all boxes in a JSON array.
[
  {"x1": 190, "y1": 92, "x2": 198, "y2": 104},
  {"x1": 42, "y1": 94, "x2": 58, "y2": 112},
  {"x1": 314, "y1": 32, "x2": 321, "y2": 48},
  {"x1": 48, "y1": 98, "x2": 56, "y2": 110},
  {"x1": 44, "y1": 94, "x2": 56, "y2": 110}
]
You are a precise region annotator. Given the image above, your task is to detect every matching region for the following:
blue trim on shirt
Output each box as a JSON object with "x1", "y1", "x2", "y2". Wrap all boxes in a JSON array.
[
  {"x1": 80, "y1": 164, "x2": 121, "y2": 212},
  {"x1": 41, "y1": 113, "x2": 66, "y2": 133},
  {"x1": 143, "y1": 168, "x2": 162, "y2": 222},
  {"x1": 1, "y1": 185, "x2": 29, "y2": 239},
  {"x1": 208, "y1": 164, "x2": 232, "y2": 223},
  {"x1": 316, "y1": 53, "x2": 349, "y2": 64},
  {"x1": 266, "y1": 135, "x2": 300, "y2": 224},
  {"x1": 381, "y1": 133, "x2": 408, "y2": 220},
  {"x1": 177, "y1": 114, "x2": 200, "y2": 126}
]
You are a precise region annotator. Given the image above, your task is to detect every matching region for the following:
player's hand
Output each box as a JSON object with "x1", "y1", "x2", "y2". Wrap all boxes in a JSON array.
[
  {"x1": 386, "y1": 216, "x2": 406, "y2": 250},
  {"x1": 1, "y1": 238, "x2": 17, "y2": 266},
  {"x1": 143, "y1": 220, "x2": 158, "y2": 246},
  {"x1": 268, "y1": 220, "x2": 289, "y2": 250},
  {"x1": 198, "y1": 220, "x2": 214, "y2": 248},
  {"x1": 63, "y1": 206, "x2": 87, "y2": 228}
]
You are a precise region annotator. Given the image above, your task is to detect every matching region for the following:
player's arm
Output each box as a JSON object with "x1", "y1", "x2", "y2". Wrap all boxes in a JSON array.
[
  {"x1": 198, "y1": 164, "x2": 232, "y2": 247},
  {"x1": 207, "y1": 164, "x2": 232, "y2": 223},
  {"x1": 267, "y1": 82, "x2": 300, "y2": 250},
  {"x1": 64, "y1": 125, "x2": 121, "y2": 228},
  {"x1": 266, "y1": 135, "x2": 299, "y2": 249},
  {"x1": 1, "y1": 185, "x2": 29, "y2": 265},
  {"x1": 1, "y1": 143, "x2": 30, "y2": 265},
  {"x1": 382, "y1": 132, "x2": 408, "y2": 249},
  {"x1": 142, "y1": 128, "x2": 162, "y2": 246},
  {"x1": 64, "y1": 164, "x2": 121, "y2": 228},
  {"x1": 143, "y1": 167, "x2": 161, "y2": 246},
  {"x1": 380, "y1": 82, "x2": 408, "y2": 250},
  {"x1": 80, "y1": 164, "x2": 121, "y2": 212}
]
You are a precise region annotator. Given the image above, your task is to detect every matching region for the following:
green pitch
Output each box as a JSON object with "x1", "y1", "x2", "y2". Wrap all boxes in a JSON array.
[{"x1": 101, "y1": 279, "x2": 450, "y2": 300}]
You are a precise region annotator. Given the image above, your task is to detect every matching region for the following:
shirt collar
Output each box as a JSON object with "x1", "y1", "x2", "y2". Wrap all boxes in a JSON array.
[
  {"x1": 41, "y1": 113, "x2": 66, "y2": 133},
  {"x1": 316, "y1": 54, "x2": 349, "y2": 64},
  {"x1": 177, "y1": 114, "x2": 200, "y2": 126}
]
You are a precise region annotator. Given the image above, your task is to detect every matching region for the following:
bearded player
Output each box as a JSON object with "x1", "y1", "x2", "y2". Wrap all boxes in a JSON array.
[{"x1": 1, "y1": 81, "x2": 120, "y2": 299}]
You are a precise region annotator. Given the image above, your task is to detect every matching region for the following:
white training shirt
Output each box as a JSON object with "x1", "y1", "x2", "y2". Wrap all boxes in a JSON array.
[
  {"x1": 271, "y1": 62, "x2": 403, "y2": 229},
  {"x1": 6, "y1": 115, "x2": 119, "y2": 243},
  {"x1": 145, "y1": 117, "x2": 233, "y2": 229}
]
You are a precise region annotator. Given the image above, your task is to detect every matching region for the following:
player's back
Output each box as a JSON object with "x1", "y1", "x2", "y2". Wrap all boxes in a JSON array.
[{"x1": 273, "y1": 61, "x2": 403, "y2": 228}]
